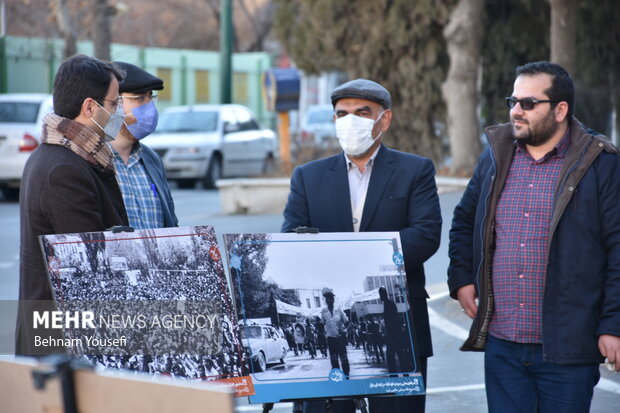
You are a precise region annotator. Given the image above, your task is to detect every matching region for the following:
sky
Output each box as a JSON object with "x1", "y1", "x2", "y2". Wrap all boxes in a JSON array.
[{"x1": 261, "y1": 232, "x2": 402, "y2": 299}]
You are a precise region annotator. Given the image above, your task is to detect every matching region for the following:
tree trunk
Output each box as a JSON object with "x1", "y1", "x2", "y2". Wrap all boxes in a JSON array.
[
  {"x1": 442, "y1": 0, "x2": 484, "y2": 176},
  {"x1": 92, "y1": 0, "x2": 112, "y2": 61},
  {"x1": 549, "y1": 0, "x2": 577, "y2": 75},
  {"x1": 55, "y1": 0, "x2": 77, "y2": 59}
]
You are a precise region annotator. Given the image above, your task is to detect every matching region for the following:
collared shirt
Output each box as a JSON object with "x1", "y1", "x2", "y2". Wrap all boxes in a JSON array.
[
  {"x1": 345, "y1": 146, "x2": 380, "y2": 219},
  {"x1": 489, "y1": 129, "x2": 571, "y2": 343},
  {"x1": 111, "y1": 144, "x2": 164, "y2": 229},
  {"x1": 321, "y1": 306, "x2": 348, "y2": 337}
]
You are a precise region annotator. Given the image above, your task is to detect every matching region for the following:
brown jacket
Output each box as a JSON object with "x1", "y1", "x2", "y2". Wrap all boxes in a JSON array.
[{"x1": 16, "y1": 143, "x2": 127, "y2": 355}]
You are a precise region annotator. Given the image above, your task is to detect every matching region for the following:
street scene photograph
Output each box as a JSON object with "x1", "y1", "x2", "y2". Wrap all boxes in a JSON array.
[{"x1": 224, "y1": 232, "x2": 424, "y2": 402}]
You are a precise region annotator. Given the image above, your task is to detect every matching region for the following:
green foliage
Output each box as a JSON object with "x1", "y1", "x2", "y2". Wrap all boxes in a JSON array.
[
  {"x1": 481, "y1": 0, "x2": 549, "y2": 127},
  {"x1": 274, "y1": 0, "x2": 457, "y2": 162},
  {"x1": 225, "y1": 234, "x2": 300, "y2": 320}
]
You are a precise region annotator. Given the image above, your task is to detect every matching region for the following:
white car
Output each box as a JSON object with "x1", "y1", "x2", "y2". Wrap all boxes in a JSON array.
[
  {"x1": 0, "y1": 94, "x2": 53, "y2": 199},
  {"x1": 142, "y1": 104, "x2": 277, "y2": 189},
  {"x1": 298, "y1": 104, "x2": 337, "y2": 149},
  {"x1": 240, "y1": 324, "x2": 288, "y2": 372}
]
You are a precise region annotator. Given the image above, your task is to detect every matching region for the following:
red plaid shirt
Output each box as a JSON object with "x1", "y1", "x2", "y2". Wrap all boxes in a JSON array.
[{"x1": 489, "y1": 130, "x2": 571, "y2": 343}]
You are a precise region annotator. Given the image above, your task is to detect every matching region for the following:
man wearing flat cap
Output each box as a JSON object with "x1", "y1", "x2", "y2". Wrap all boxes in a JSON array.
[
  {"x1": 109, "y1": 61, "x2": 177, "y2": 229},
  {"x1": 282, "y1": 79, "x2": 441, "y2": 413}
]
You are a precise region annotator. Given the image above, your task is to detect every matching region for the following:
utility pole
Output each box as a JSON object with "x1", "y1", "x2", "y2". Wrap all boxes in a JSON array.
[{"x1": 220, "y1": 0, "x2": 233, "y2": 104}]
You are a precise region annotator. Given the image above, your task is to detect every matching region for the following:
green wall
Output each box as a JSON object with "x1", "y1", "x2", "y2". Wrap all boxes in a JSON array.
[{"x1": 0, "y1": 36, "x2": 274, "y2": 127}]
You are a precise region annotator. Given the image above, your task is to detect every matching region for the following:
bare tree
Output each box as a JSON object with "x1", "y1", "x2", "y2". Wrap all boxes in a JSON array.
[
  {"x1": 92, "y1": 0, "x2": 113, "y2": 60},
  {"x1": 52, "y1": 0, "x2": 77, "y2": 58},
  {"x1": 549, "y1": 0, "x2": 577, "y2": 75},
  {"x1": 442, "y1": 0, "x2": 484, "y2": 176}
]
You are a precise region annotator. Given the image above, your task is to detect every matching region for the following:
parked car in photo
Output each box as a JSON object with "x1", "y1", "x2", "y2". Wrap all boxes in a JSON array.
[
  {"x1": 240, "y1": 324, "x2": 288, "y2": 372},
  {"x1": 298, "y1": 104, "x2": 337, "y2": 149},
  {"x1": 142, "y1": 104, "x2": 277, "y2": 189},
  {"x1": 0, "y1": 93, "x2": 53, "y2": 199}
]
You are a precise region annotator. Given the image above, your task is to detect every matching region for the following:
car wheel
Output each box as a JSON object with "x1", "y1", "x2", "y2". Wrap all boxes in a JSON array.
[
  {"x1": 0, "y1": 186, "x2": 19, "y2": 201},
  {"x1": 254, "y1": 351, "x2": 267, "y2": 372},
  {"x1": 262, "y1": 156, "x2": 277, "y2": 176},
  {"x1": 203, "y1": 156, "x2": 222, "y2": 189},
  {"x1": 176, "y1": 179, "x2": 196, "y2": 189}
]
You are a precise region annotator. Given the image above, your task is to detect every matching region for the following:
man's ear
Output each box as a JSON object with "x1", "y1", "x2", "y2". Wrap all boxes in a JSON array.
[
  {"x1": 554, "y1": 101, "x2": 569, "y2": 123},
  {"x1": 81, "y1": 98, "x2": 97, "y2": 118},
  {"x1": 381, "y1": 109, "x2": 393, "y2": 131}
]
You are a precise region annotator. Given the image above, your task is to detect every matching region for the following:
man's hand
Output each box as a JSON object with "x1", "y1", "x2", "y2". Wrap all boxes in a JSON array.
[
  {"x1": 457, "y1": 284, "x2": 478, "y2": 319},
  {"x1": 599, "y1": 334, "x2": 620, "y2": 372}
]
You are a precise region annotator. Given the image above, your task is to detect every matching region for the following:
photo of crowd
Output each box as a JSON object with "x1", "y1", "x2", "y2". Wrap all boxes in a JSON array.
[{"x1": 40, "y1": 226, "x2": 245, "y2": 381}]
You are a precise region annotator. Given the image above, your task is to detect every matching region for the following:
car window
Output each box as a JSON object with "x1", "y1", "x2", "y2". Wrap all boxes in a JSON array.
[
  {"x1": 156, "y1": 110, "x2": 218, "y2": 133},
  {"x1": 221, "y1": 107, "x2": 239, "y2": 131},
  {"x1": 307, "y1": 109, "x2": 334, "y2": 125},
  {"x1": 0, "y1": 102, "x2": 41, "y2": 123},
  {"x1": 241, "y1": 326, "x2": 262, "y2": 339},
  {"x1": 235, "y1": 107, "x2": 260, "y2": 131}
]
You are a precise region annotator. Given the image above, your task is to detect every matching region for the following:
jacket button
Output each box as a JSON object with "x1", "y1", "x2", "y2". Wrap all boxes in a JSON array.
[
  {"x1": 598, "y1": 142, "x2": 604, "y2": 147},
  {"x1": 568, "y1": 186, "x2": 574, "y2": 192}
]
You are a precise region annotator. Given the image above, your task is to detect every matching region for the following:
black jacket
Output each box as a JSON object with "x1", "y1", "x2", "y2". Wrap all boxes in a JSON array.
[{"x1": 16, "y1": 143, "x2": 128, "y2": 355}]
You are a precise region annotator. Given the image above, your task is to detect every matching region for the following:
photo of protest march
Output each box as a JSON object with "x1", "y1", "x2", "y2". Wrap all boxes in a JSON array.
[
  {"x1": 223, "y1": 232, "x2": 419, "y2": 384},
  {"x1": 40, "y1": 226, "x2": 244, "y2": 381}
]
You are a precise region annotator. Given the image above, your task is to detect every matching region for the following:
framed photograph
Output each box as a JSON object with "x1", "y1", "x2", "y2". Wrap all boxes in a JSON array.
[
  {"x1": 39, "y1": 226, "x2": 251, "y2": 395},
  {"x1": 223, "y1": 232, "x2": 425, "y2": 403}
]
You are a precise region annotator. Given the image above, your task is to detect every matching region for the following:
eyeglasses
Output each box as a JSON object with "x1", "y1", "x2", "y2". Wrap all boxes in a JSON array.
[
  {"x1": 122, "y1": 94, "x2": 158, "y2": 105},
  {"x1": 506, "y1": 96, "x2": 558, "y2": 110},
  {"x1": 98, "y1": 97, "x2": 124, "y2": 110}
]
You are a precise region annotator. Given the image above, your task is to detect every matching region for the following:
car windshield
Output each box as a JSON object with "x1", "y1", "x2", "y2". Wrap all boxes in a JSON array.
[
  {"x1": 241, "y1": 326, "x2": 262, "y2": 339},
  {"x1": 0, "y1": 102, "x2": 41, "y2": 123},
  {"x1": 307, "y1": 110, "x2": 334, "y2": 125},
  {"x1": 156, "y1": 110, "x2": 218, "y2": 133}
]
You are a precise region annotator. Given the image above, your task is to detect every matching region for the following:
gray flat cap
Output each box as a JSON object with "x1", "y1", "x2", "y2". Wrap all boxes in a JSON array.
[{"x1": 331, "y1": 78, "x2": 391, "y2": 109}]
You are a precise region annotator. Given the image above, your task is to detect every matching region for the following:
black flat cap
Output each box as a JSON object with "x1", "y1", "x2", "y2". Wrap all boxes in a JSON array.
[
  {"x1": 331, "y1": 78, "x2": 391, "y2": 109},
  {"x1": 114, "y1": 61, "x2": 164, "y2": 94}
]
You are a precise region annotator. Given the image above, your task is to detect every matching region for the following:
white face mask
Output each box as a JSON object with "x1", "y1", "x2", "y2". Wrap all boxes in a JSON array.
[
  {"x1": 335, "y1": 112, "x2": 384, "y2": 156},
  {"x1": 91, "y1": 101, "x2": 126, "y2": 142}
]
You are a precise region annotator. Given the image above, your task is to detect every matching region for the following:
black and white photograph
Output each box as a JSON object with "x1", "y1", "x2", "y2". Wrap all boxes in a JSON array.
[
  {"x1": 40, "y1": 226, "x2": 244, "y2": 382},
  {"x1": 224, "y1": 232, "x2": 424, "y2": 402}
]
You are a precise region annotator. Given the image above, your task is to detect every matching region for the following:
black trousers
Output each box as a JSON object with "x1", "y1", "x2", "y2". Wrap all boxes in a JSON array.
[{"x1": 327, "y1": 336, "x2": 350, "y2": 376}]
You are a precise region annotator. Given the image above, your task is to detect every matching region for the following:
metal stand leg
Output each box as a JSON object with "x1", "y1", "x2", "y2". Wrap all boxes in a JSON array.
[
  {"x1": 353, "y1": 398, "x2": 368, "y2": 413},
  {"x1": 262, "y1": 402, "x2": 274, "y2": 413}
]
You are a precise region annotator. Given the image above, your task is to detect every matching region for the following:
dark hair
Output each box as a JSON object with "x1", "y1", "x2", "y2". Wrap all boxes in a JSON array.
[
  {"x1": 515, "y1": 61, "x2": 574, "y2": 119},
  {"x1": 53, "y1": 54, "x2": 124, "y2": 119}
]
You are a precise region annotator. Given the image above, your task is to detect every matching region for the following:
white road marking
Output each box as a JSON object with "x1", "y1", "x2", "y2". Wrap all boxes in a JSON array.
[
  {"x1": 427, "y1": 383, "x2": 485, "y2": 394},
  {"x1": 428, "y1": 307, "x2": 469, "y2": 341}
]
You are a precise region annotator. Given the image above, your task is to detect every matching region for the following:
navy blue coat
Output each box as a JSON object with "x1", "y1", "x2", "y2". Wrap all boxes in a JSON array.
[
  {"x1": 448, "y1": 120, "x2": 620, "y2": 364},
  {"x1": 282, "y1": 144, "x2": 442, "y2": 358}
]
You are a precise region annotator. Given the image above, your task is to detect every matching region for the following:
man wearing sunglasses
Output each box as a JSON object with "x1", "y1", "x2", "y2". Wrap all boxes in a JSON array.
[
  {"x1": 109, "y1": 61, "x2": 177, "y2": 229},
  {"x1": 448, "y1": 61, "x2": 620, "y2": 412}
]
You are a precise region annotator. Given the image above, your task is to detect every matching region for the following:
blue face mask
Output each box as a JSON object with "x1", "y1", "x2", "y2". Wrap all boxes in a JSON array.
[{"x1": 126, "y1": 101, "x2": 159, "y2": 140}]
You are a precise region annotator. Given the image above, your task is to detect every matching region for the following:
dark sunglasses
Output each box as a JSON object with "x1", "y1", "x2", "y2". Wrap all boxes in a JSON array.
[{"x1": 506, "y1": 96, "x2": 559, "y2": 110}]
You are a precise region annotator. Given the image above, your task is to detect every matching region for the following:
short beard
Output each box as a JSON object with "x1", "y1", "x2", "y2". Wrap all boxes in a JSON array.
[{"x1": 512, "y1": 109, "x2": 558, "y2": 147}]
